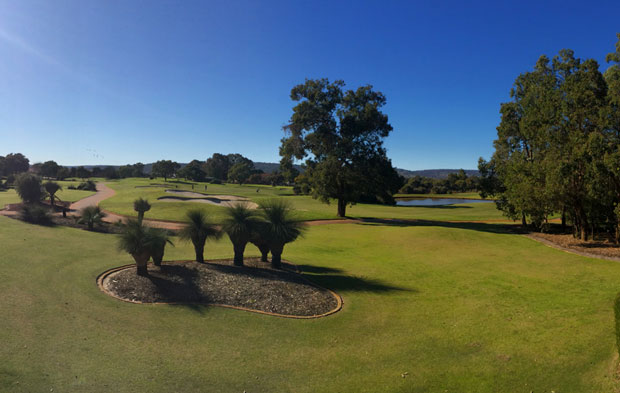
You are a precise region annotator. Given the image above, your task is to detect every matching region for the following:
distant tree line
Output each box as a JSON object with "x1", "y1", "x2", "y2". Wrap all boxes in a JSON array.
[
  {"x1": 399, "y1": 169, "x2": 479, "y2": 194},
  {"x1": 479, "y1": 34, "x2": 620, "y2": 241}
]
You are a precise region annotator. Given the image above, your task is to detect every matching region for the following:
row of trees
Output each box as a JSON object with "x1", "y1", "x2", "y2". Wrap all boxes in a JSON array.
[
  {"x1": 118, "y1": 200, "x2": 304, "y2": 275},
  {"x1": 399, "y1": 170, "x2": 479, "y2": 194},
  {"x1": 479, "y1": 34, "x2": 620, "y2": 241}
]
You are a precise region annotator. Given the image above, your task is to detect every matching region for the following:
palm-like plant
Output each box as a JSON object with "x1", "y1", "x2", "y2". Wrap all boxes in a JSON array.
[
  {"x1": 117, "y1": 219, "x2": 155, "y2": 275},
  {"x1": 149, "y1": 228, "x2": 174, "y2": 267},
  {"x1": 221, "y1": 203, "x2": 262, "y2": 266},
  {"x1": 250, "y1": 222, "x2": 271, "y2": 262},
  {"x1": 133, "y1": 198, "x2": 151, "y2": 223},
  {"x1": 179, "y1": 209, "x2": 221, "y2": 263},
  {"x1": 43, "y1": 181, "x2": 62, "y2": 207},
  {"x1": 77, "y1": 205, "x2": 106, "y2": 230},
  {"x1": 259, "y1": 199, "x2": 305, "y2": 269}
]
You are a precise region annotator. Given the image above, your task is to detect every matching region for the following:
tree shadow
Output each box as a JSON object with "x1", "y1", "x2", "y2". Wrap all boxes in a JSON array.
[
  {"x1": 398, "y1": 204, "x2": 473, "y2": 209},
  {"x1": 307, "y1": 273, "x2": 416, "y2": 293},
  {"x1": 356, "y1": 218, "x2": 518, "y2": 235},
  {"x1": 295, "y1": 264, "x2": 343, "y2": 274},
  {"x1": 144, "y1": 264, "x2": 209, "y2": 314}
]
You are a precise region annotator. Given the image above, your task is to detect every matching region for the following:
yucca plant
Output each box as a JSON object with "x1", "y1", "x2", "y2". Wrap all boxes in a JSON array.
[
  {"x1": 77, "y1": 205, "x2": 106, "y2": 230},
  {"x1": 149, "y1": 228, "x2": 174, "y2": 267},
  {"x1": 259, "y1": 199, "x2": 305, "y2": 269},
  {"x1": 133, "y1": 197, "x2": 151, "y2": 223},
  {"x1": 250, "y1": 222, "x2": 271, "y2": 262},
  {"x1": 179, "y1": 209, "x2": 221, "y2": 263},
  {"x1": 117, "y1": 219, "x2": 155, "y2": 275},
  {"x1": 221, "y1": 203, "x2": 262, "y2": 266},
  {"x1": 43, "y1": 181, "x2": 62, "y2": 207}
]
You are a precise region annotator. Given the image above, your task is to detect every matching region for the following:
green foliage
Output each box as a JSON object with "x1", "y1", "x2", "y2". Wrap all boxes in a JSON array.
[
  {"x1": 152, "y1": 160, "x2": 181, "y2": 181},
  {"x1": 77, "y1": 180, "x2": 97, "y2": 191},
  {"x1": 117, "y1": 219, "x2": 170, "y2": 275},
  {"x1": 178, "y1": 160, "x2": 207, "y2": 182},
  {"x1": 178, "y1": 209, "x2": 221, "y2": 263},
  {"x1": 43, "y1": 181, "x2": 62, "y2": 206},
  {"x1": 280, "y1": 78, "x2": 399, "y2": 217},
  {"x1": 15, "y1": 173, "x2": 44, "y2": 204},
  {"x1": 2, "y1": 153, "x2": 29, "y2": 175},
  {"x1": 482, "y1": 36, "x2": 620, "y2": 236},
  {"x1": 19, "y1": 204, "x2": 53, "y2": 225},
  {"x1": 227, "y1": 161, "x2": 253, "y2": 184},
  {"x1": 77, "y1": 205, "x2": 106, "y2": 230},
  {"x1": 221, "y1": 204, "x2": 262, "y2": 266},
  {"x1": 133, "y1": 197, "x2": 151, "y2": 223},
  {"x1": 257, "y1": 199, "x2": 305, "y2": 268}
]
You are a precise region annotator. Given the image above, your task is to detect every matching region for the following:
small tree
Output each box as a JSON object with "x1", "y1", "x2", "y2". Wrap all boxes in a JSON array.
[
  {"x1": 77, "y1": 206, "x2": 106, "y2": 230},
  {"x1": 259, "y1": 200, "x2": 305, "y2": 269},
  {"x1": 44, "y1": 181, "x2": 62, "y2": 207},
  {"x1": 133, "y1": 198, "x2": 151, "y2": 223},
  {"x1": 221, "y1": 204, "x2": 261, "y2": 266},
  {"x1": 117, "y1": 219, "x2": 155, "y2": 276},
  {"x1": 179, "y1": 209, "x2": 221, "y2": 263},
  {"x1": 15, "y1": 173, "x2": 44, "y2": 204},
  {"x1": 149, "y1": 228, "x2": 173, "y2": 267}
]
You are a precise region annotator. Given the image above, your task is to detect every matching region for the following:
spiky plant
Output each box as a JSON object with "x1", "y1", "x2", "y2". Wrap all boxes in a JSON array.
[
  {"x1": 133, "y1": 197, "x2": 151, "y2": 223},
  {"x1": 178, "y1": 209, "x2": 221, "y2": 263},
  {"x1": 221, "y1": 203, "x2": 262, "y2": 266},
  {"x1": 117, "y1": 219, "x2": 155, "y2": 275},
  {"x1": 43, "y1": 181, "x2": 62, "y2": 207},
  {"x1": 77, "y1": 205, "x2": 106, "y2": 230},
  {"x1": 149, "y1": 228, "x2": 174, "y2": 267},
  {"x1": 259, "y1": 199, "x2": 305, "y2": 269},
  {"x1": 249, "y1": 221, "x2": 271, "y2": 262}
]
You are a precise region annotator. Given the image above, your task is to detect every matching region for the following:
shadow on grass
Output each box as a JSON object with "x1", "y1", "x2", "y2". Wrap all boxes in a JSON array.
[
  {"x1": 307, "y1": 273, "x2": 416, "y2": 294},
  {"x1": 397, "y1": 204, "x2": 473, "y2": 209},
  {"x1": 357, "y1": 218, "x2": 518, "y2": 235}
]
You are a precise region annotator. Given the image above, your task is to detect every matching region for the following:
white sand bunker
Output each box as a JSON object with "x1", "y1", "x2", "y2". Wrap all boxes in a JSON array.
[{"x1": 160, "y1": 190, "x2": 258, "y2": 208}]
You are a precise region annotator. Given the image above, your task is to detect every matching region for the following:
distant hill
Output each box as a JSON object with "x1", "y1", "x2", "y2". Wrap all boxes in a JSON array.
[
  {"x1": 395, "y1": 168, "x2": 479, "y2": 179},
  {"x1": 70, "y1": 163, "x2": 477, "y2": 179}
]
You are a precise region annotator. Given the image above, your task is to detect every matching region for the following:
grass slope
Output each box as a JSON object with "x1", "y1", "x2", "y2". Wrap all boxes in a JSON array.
[
  {"x1": 1, "y1": 216, "x2": 619, "y2": 392},
  {"x1": 100, "y1": 178, "x2": 506, "y2": 222}
]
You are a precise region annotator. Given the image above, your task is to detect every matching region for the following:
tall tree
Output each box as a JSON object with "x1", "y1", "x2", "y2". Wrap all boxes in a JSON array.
[
  {"x1": 44, "y1": 181, "x2": 62, "y2": 207},
  {"x1": 179, "y1": 209, "x2": 221, "y2": 263},
  {"x1": 4, "y1": 153, "x2": 29, "y2": 175},
  {"x1": 40, "y1": 160, "x2": 60, "y2": 178},
  {"x1": 280, "y1": 79, "x2": 397, "y2": 217},
  {"x1": 204, "y1": 153, "x2": 230, "y2": 180},
  {"x1": 152, "y1": 160, "x2": 180, "y2": 182}
]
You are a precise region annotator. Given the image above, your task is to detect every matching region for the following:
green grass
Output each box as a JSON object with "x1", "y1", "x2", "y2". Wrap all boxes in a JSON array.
[
  {"x1": 0, "y1": 181, "x2": 95, "y2": 209},
  {"x1": 1, "y1": 215, "x2": 619, "y2": 392},
  {"x1": 100, "y1": 178, "x2": 506, "y2": 222}
]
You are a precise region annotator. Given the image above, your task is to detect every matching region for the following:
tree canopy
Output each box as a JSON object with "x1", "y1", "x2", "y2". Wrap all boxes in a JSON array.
[
  {"x1": 152, "y1": 160, "x2": 180, "y2": 181},
  {"x1": 280, "y1": 78, "x2": 400, "y2": 217}
]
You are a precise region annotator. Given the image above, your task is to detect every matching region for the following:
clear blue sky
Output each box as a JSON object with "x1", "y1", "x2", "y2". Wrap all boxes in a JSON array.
[{"x1": 0, "y1": 0, "x2": 618, "y2": 169}]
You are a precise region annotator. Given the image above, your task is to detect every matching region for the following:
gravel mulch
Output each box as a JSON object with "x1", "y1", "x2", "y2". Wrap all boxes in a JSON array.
[{"x1": 103, "y1": 258, "x2": 340, "y2": 317}]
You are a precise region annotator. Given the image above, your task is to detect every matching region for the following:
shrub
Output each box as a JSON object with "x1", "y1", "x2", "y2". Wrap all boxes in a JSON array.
[
  {"x1": 77, "y1": 206, "x2": 106, "y2": 230},
  {"x1": 210, "y1": 178, "x2": 222, "y2": 184},
  {"x1": 6, "y1": 174, "x2": 15, "y2": 185},
  {"x1": 77, "y1": 180, "x2": 97, "y2": 191},
  {"x1": 68, "y1": 185, "x2": 77, "y2": 190},
  {"x1": 19, "y1": 204, "x2": 53, "y2": 225},
  {"x1": 15, "y1": 173, "x2": 44, "y2": 204}
]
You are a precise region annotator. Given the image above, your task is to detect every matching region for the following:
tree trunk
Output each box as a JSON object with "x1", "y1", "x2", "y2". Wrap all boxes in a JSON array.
[
  {"x1": 153, "y1": 249, "x2": 164, "y2": 267},
  {"x1": 337, "y1": 198, "x2": 347, "y2": 218},
  {"x1": 270, "y1": 243, "x2": 284, "y2": 269},
  {"x1": 50, "y1": 195, "x2": 55, "y2": 207},
  {"x1": 258, "y1": 244, "x2": 270, "y2": 262},
  {"x1": 521, "y1": 213, "x2": 527, "y2": 227},
  {"x1": 561, "y1": 208, "x2": 566, "y2": 232},
  {"x1": 194, "y1": 243, "x2": 204, "y2": 263},
  {"x1": 132, "y1": 251, "x2": 150, "y2": 276},
  {"x1": 233, "y1": 242, "x2": 246, "y2": 266},
  {"x1": 138, "y1": 211, "x2": 144, "y2": 223}
]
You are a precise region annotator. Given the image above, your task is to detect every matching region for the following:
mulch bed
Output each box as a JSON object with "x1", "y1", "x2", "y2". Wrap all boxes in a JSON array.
[
  {"x1": 102, "y1": 258, "x2": 340, "y2": 317},
  {"x1": 527, "y1": 232, "x2": 620, "y2": 261}
]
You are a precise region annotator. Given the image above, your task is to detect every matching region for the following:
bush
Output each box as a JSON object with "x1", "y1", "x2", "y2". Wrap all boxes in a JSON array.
[
  {"x1": 68, "y1": 185, "x2": 77, "y2": 190},
  {"x1": 77, "y1": 180, "x2": 97, "y2": 191},
  {"x1": 77, "y1": 205, "x2": 106, "y2": 230},
  {"x1": 19, "y1": 204, "x2": 53, "y2": 225},
  {"x1": 210, "y1": 178, "x2": 222, "y2": 184},
  {"x1": 15, "y1": 173, "x2": 44, "y2": 203}
]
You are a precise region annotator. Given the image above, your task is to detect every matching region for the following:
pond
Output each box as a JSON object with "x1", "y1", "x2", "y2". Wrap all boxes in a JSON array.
[{"x1": 395, "y1": 198, "x2": 493, "y2": 206}]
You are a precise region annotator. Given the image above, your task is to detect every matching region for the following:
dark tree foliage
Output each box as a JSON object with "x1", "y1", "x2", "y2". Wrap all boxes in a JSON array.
[
  {"x1": 400, "y1": 170, "x2": 480, "y2": 195},
  {"x1": 178, "y1": 160, "x2": 207, "y2": 182},
  {"x1": 39, "y1": 160, "x2": 60, "y2": 178},
  {"x1": 15, "y1": 173, "x2": 44, "y2": 204},
  {"x1": 152, "y1": 160, "x2": 180, "y2": 182},
  {"x1": 227, "y1": 161, "x2": 253, "y2": 184},
  {"x1": 280, "y1": 78, "x2": 398, "y2": 217},
  {"x1": 481, "y1": 35, "x2": 620, "y2": 240},
  {"x1": 2, "y1": 153, "x2": 29, "y2": 175}
]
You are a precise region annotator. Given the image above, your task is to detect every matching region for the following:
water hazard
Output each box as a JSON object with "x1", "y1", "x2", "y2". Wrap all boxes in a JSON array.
[{"x1": 396, "y1": 198, "x2": 493, "y2": 206}]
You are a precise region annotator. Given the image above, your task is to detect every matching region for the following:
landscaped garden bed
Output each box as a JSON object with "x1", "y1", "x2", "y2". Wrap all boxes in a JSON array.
[{"x1": 99, "y1": 258, "x2": 341, "y2": 318}]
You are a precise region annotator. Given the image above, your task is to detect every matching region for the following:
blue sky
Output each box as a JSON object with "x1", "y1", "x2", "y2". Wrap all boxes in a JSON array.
[{"x1": 0, "y1": 0, "x2": 618, "y2": 169}]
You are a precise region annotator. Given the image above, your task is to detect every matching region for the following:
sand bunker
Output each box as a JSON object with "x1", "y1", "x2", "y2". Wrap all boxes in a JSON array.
[{"x1": 160, "y1": 190, "x2": 258, "y2": 208}]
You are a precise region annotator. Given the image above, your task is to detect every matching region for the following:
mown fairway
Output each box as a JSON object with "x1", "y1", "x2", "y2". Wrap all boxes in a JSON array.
[
  {"x1": 1, "y1": 210, "x2": 620, "y2": 392},
  {"x1": 100, "y1": 178, "x2": 506, "y2": 222}
]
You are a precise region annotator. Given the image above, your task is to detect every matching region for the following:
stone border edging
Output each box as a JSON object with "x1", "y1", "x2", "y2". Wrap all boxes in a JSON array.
[{"x1": 96, "y1": 259, "x2": 343, "y2": 319}]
